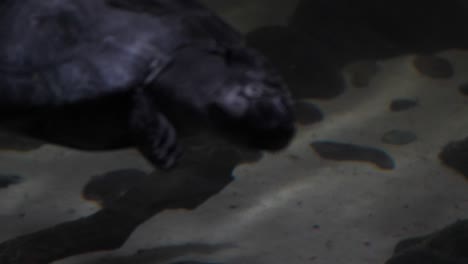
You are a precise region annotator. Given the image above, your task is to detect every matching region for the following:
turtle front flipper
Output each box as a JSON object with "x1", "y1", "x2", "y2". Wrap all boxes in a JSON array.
[{"x1": 129, "y1": 88, "x2": 182, "y2": 170}]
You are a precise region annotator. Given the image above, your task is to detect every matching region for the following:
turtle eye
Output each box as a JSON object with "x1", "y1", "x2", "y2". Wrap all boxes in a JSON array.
[{"x1": 213, "y1": 85, "x2": 249, "y2": 119}]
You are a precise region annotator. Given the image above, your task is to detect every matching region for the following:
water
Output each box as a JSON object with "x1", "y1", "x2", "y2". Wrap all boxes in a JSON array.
[{"x1": 1, "y1": 0, "x2": 468, "y2": 263}]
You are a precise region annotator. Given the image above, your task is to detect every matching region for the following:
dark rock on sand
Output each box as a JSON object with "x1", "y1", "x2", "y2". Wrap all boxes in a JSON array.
[
  {"x1": 345, "y1": 61, "x2": 380, "y2": 88},
  {"x1": 413, "y1": 55, "x2": 454, "y2": 79},
  {"x1": 439, "y1": 137, "x2": 468, "y2": 178},
  {"x1": 0, "y1": 174, "x2": 23, "y2": 188},
  {"x1": 294, "y1": 101, "x2": 324, "y2": 125},
  {"x1": 458, "y1": 83, "x2": 468, "y2": 96},
  {"x1": 382, "y1": 130, "x2": 417, "y2": 145},
  {"x1": 390, "y1": 99, "x2": 419, "y2": 112},
  {"x1": 386, "y1": 220, "x2": 468, "y2": 264},
  {"x1": 311, "y1": 141, "x2": 395, "y2": 169}
]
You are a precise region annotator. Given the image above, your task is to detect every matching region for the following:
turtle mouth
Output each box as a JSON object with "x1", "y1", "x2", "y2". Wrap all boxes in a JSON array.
[{"x1": 244, "y1": 97, "x2": 296, "y2": 151}]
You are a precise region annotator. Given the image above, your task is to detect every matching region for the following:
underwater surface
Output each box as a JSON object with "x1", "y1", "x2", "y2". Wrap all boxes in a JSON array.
[{"x1": 1, "y1": 0, "x2": 468, "y2": 263}]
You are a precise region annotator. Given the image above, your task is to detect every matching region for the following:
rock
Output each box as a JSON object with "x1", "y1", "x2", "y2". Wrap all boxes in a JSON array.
[
  {"x1": 310, "y1": 141, "x2": 395, "y2": 169},
  {"x1": 390, "y1": 99, "x2": 419, "y2": 112},
  {"x1": 0, "y1": 174, "x2": 23, "y2": 188},
  {"x1": 293, "y1": 101, "x2": 324, "y2": 125},
  {"x1": 382, "y1": 130, "x2": 417, "y2": 145},
  {"x1": 413, "y1": 55, "x2": 454, "y2": 79},
  {"x1": 439, "y1": 137, "x2": 468, "y2": 178},
  {"x1": 345, "y1": 61, "x2": 380, "y2": 88},
  {"x1": 386, "y1": 220, "x2": 468, "y2": 264},
  {"x1": 458, "y1": 83, "x2": 468, "y2": 96}
]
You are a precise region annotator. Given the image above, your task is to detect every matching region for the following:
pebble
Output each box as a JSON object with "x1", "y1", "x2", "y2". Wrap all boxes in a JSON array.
[
  {"x1": 413, "y1": 55, "x2": 454, "y2": 79},
  {"x1": 382, "y1": 130, "x2": 417, "y2": 145},
  {"x1": 311, "y1": 141, "x2": 395, "y2": 170}
]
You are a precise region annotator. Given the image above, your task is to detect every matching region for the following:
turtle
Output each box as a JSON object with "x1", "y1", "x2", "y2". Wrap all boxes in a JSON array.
[{"x1": 0, "y1": 0, "x2": 296, "y2": 169}]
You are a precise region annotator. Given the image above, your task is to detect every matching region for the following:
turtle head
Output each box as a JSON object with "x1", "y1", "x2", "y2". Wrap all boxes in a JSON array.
[
  {"x1": 153, "y1": 45, "x2": 296, "y2": 151},
  {"x1": 208, "y1": 48, "x2": 296, "y2": 151},
  {"x1": 210, "y1": 80, "x2": 295, "y2": 151}
]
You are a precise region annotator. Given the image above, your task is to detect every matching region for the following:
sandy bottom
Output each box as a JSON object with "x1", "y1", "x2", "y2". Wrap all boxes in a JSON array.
[{"x1": 1, "y1": 51, "x2": 468, "y2": 264}]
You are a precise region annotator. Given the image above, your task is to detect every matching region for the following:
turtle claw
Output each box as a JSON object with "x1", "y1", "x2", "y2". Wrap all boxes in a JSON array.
[
  {"x1": 130, "y1": 89, "x2": 183, "y2": 170},
  {"x1": 132, "y1": 111, "x2": 183, "y2": 170},
  {"x1": 149, "y1": 118, "x2": 183, "y2": 170},
  {"x1": 157, "y1": 143, "x2": 184, "y2": 170}
]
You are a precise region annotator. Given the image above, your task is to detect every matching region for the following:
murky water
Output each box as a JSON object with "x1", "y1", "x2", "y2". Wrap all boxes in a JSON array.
[{"x1": 1, "y1": 0, "x2": 468, "y2": 263}]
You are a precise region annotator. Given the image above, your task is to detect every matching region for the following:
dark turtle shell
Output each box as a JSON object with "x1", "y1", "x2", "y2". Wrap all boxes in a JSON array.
[{"x1": 0, "y1": 0, "x2": 242, "y2": 107}]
